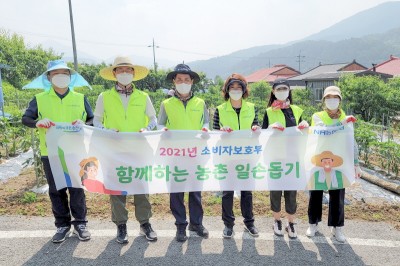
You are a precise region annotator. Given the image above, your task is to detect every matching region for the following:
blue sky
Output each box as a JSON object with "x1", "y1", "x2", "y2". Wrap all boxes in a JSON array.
[{"x1": 0, "y1": 0, "x2": 392, "y2": 67}]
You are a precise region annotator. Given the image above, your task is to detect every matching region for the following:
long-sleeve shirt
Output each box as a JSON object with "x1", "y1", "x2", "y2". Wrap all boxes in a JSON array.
[
  {"x1": 212, "y1": 107, "x2": 259, "y2": 130},
  {"x1": 93, "y1": 92, "x2": 157, "y2": 130},
  {"x1": 22, "y1": 90, "x2": 94, "y2": 128}
]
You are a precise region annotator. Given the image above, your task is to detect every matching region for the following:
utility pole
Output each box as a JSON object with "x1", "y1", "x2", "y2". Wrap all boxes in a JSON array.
[
  {"x1": 68, "y1": 0, "x2": 78, "y2": 71},
  {"x1": 296, "y1": 50, "x2": 305, "y2": 73},
  {"x1": 148, "y1": 38, "x2": 159, "y2": 73}
]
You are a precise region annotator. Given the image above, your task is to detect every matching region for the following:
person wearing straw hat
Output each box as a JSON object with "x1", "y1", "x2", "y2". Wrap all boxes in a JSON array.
[
  {"x1": 22, "y1": 59, "x2": 94, "y2": 243},
  {"x1": 94, "y1": 56, "x2": 157, "y2": 244},
  {"x1": 306, "y1": 85, "x2": 362, "y2": 243},
  {"x1": 157, "y1": 63, "x2": 210, "y2": 242}
]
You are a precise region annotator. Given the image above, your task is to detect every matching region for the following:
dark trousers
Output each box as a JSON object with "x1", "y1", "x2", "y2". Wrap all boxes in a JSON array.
[
  {"x1": 308, "y1": 189, "x2": 345, "y2": 227},
  {"x1": 170, "y1": 192, "x2": 203, "y2": 228},
  {"x1": 42, "y1": 157, "x2": 87, "y2": 228},
  {"x1": 222, "y1": 191, "x2": 254, "y2": 228}
]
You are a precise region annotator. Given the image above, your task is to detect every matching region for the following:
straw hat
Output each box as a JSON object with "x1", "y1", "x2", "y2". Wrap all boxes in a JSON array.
[
  {"x1": 311, "y1": 151, "x2": 343, "y2": 168},
  {"x1": 79, "y1": 157, "x2": 99, "y2": 178},
  {"x1": 99, "y1": 56, "x2": 149, "y2": 81}
]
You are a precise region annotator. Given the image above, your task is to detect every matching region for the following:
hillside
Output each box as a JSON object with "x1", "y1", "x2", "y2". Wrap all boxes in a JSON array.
[{"x1": 189, "y1": 1, "x2": 400, "y2": 78}]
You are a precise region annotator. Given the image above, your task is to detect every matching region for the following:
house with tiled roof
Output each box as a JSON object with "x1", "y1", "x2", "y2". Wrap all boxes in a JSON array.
[
  {"x1": 370, "y1": 55, "x2": 400, "y2": 76},
  {"x1": 245, "y1": 65, "x2": 300, "y2": 84},
  {"x1": 288, "y1": 60, "x2": 392, "y2": 103}
]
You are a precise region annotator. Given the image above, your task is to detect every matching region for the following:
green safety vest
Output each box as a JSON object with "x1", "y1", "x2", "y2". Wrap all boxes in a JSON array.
[
  {"x1": 266, "y1": 105, "x2": 303, "y2": 127},
  {"x1": 311, "y1": 110, "x2": 346, "y2": 126},
  {"x1": 314, "y1": 170, "x2": 344, "y2": 190},
  {"x1": 36, "y1": 88, "x2": 86, "y2": 156},
  {"x1": 102, "y1": 88, "x2": 148, "y2": 132},
  {"x1": 163, "y1": 96, "x2": 205, "y2": 130},
  {"x1": 217, "y1": 100, "x2": 255, "y2": 130}
]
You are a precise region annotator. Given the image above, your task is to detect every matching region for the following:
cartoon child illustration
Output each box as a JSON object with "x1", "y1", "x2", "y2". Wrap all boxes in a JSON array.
[
  {"x1": 80, "y1": 157, "x2": 126, "y2": 195},
  {"x1": 307, "y1": 151, "x2": 351, "y2": 190}
]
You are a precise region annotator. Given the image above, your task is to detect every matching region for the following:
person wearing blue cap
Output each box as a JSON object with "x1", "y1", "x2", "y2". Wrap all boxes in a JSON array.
[
  {"x1": 157, "y1": 63, "x2": 210, "y2": 242},
  {"x1": 22, "y1": 60, "x2": 94, "y2": 243}
]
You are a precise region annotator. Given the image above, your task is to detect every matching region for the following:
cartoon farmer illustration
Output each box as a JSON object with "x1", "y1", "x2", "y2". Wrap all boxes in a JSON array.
[
  {"x1": 79, "y1": 157, "x2": 125, "y2": 195},
  {"x1": 307, "y1": 151, "x2": 351, "y2": 190}
]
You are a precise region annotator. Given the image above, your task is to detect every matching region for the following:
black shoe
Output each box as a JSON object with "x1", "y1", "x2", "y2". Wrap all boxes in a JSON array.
[
  {"x1": 188, "y1": 224, "x2": 209, "y2": 238},
  {"x1": 223, "y1": 226, "x2": 234, "y2": 238},
  {"x1": 116, "y1": 224, "x2": 128, "y2": 244},
  {"x1": 245, "y1": 225, "x2": 259, "y2": 237},
  {"x1": 52, "y1": 226, "x2": 71, "y2": 243},
  {"x1": 176, "y1": 228, "x2": 188, "y2": 242},
  {"x1": 140, "y1": 223, "x2": 157, "y2": 241},
  {"x1": 73, "y1": 224, "x2": 91, "y2": 241}
]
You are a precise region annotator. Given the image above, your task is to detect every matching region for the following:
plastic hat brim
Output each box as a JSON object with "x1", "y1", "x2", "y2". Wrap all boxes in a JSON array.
[
  {"x1": 45, "y1": 64, "x2": 76, "y2": 75},
  {"x1": 100, "y1": 64, "x2": 149, "y2": 81}
]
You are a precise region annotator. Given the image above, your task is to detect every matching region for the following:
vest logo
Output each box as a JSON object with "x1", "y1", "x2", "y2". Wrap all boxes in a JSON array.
[{"x1": 55, "y1": 124, "x2": 82, "y2": 132}]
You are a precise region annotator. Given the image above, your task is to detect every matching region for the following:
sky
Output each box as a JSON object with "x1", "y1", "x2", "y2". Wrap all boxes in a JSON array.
[{"x1": 0, "y1": 0, "x2": 393, "y2": 68}]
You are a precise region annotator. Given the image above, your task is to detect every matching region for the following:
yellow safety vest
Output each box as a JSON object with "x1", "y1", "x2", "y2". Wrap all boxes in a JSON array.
[
  {"x1": 217, "y1": 100, "x2": 255, "y2": 130},
  {"x1": 266, "y1": 105, "x2": 303, "y2": 127},
  {"x1": 163, "y1": 96, "x2": 205, "y2": 130},
  {"x1": 312, "y1": 110, "x2": 346, "y2": 126},
  {"x1": 36, "y1": 88, "x2": 86, "y2": 156},
  {"x1": 102, "y1": 88, "x2": 148, "y2": 132}
]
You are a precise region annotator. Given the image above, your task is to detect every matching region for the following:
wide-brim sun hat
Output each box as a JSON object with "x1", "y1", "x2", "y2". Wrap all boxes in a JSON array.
[
  {"x1": 311, "y1": 151, "x2": 343, "y2": 168},
  {"x1": 166, "y1": 64, "x2": 200, "y2": 84},
  {"x1": 79, "y1": 157, "x2": 99, "y2": 178},
  {"x1": 100, "y1": 56, "x2": 149, "y2": 81},
  {"x1": 323, "y1": 86, "x2": 342, "y2": 100}
]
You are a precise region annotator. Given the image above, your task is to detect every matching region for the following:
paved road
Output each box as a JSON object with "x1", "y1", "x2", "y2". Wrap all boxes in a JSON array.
[{"x1": 0, "y1": 215, "x2": 399, "y2": 266}]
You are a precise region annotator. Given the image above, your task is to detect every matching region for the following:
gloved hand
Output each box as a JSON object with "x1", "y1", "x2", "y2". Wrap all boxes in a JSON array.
[
  {"x1": 162, "y1": 127, "x2": 168, "y2": 131},
  {"x1": 36, "y1": 118, "x2": 55, "y2": 128},
  {"x1": 251, "y1": 125, "x2": 261, "y2": 132},
  {"x1": 139, "y1": 128, "x2": 147, "y2": 132},
  {"x1": 341, "y1": 115, "x2": 357, "y2": 125},
  {"x1": 270, "y1": 122, "x2": 284, "y2": 131},
  {"x1": 201, "y1": 127, "x2": 209, "y2": 132},
  {"x1": 221, "y1": 126, "x2": 233, "y2": 133},
  {"x1": 355, "y1": 165, "x2": 362, "y2": 178},
  {"x1": 104, "y1": 128, "x2": 119, "y2": 133},
  {"x1": 72, "y1": 119, "x2": 84, "y2": 126},
  {"x1": 297, "y1": 120, "x2": 309, "y2": 130}
]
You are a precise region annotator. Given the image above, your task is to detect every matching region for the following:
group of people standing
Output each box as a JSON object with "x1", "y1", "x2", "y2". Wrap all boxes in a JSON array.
[{"x1": 22, "y1": 56, "x2": 361, "y2": 245}]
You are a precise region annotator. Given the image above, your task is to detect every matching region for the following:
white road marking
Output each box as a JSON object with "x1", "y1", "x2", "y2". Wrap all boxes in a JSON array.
[{"x1": 0, "y1": 230, "x2": 399, "y2": 248}]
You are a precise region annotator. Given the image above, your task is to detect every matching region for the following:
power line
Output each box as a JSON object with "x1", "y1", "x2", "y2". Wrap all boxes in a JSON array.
[{"x1": 296, "y1": 50, "x2": 305, "y2": 72}]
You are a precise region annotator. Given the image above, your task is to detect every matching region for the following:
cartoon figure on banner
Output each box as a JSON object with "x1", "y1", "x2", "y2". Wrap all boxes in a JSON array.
[
  {"x1": 79, "y1": 157, "x2": 126, "y2": 195},
  {"x1": 307, "y1": 151, "x2": 351, "y2": 190}
]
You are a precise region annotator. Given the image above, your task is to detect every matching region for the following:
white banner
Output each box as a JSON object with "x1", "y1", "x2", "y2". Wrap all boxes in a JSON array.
[{"x1": 47, "y1": 123, "x2": 355, "y2": 194}]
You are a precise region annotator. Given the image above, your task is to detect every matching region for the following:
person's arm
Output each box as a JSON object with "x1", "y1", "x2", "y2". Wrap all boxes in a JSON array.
[
  {"x1": 311, "y1": 113, "x2": 324, "y2": 126},
  {"x1": 145, "y1": 95, "x2": 157, "y2": 130},
  {"x1": 93, "y1": 94, "x2": 105, "y2": 128},
  {"x1": 84, "y1": 96, "x2": 94, "y2": 126},
  {"x1": 213, "y1": 108, "x2": 220, "y2": 130},
  {"x1": 21, "y1": 97, "x2": 39, "y2": 128},
  {"x1": 261, "y1": 111, "x2": 269, "y2": 129},
  {"x1": 202, "y1": 102, "x2": 209, "y2": 129},
  {"x1": 157, "y1": 102, "x2": 167, "y2": 129}
]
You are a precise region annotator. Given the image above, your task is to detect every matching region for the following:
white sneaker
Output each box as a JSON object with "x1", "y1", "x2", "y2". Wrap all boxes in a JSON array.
[
  {"x1": 331, "y1": 226, "x2": 346, "y2": 242},
  {"x1": 285, "y1": 222, "x2": 297, "y2": 239},
  {"x1": 306, "y1": 224, "x2": 318, "y2": 237},
  {"x1": 273, "y1": 220, "x2": 283, "y2": 236}
]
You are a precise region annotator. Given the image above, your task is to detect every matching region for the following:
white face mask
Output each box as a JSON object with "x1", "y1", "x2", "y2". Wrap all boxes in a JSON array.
[
  {"x1": 51, "y1": 74, "x2": 71, "y2": 89},
  {"x1": 325, "y1": 98, "x2": 340, "y2": 110},
  {"x1": 229, "y1": 91, "x2": 242, "y2": 101},
  {"x1": 116, "y1": 73, "x2": 134, "y2": 85},
  {"x1": 274, "y1": 90, "x2": 289, "y2": 101},
  {"x1": 175, "y1": 83, "x2": 192, "y2": 94}
]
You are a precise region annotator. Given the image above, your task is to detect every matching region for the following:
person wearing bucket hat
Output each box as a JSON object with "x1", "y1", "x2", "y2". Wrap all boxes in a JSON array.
[
  {"x1": 306, "y1": 85, "x2": 362, "y2": 243},
  {"x1": 157, "y1": 63, "x2": 209, "y2": 242},
  {"x1": 213, "y1": 73, "x2": 260, "y2": 239},
  {"x1": 261, "y1": 78, "x2": 310, "y2": 239},
  {"x1": 22, "y1": 59, "x2": 94, "y2": 243},
  {"x1": 93, "y1": 56, "x2": 157, "y2": 244}
]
